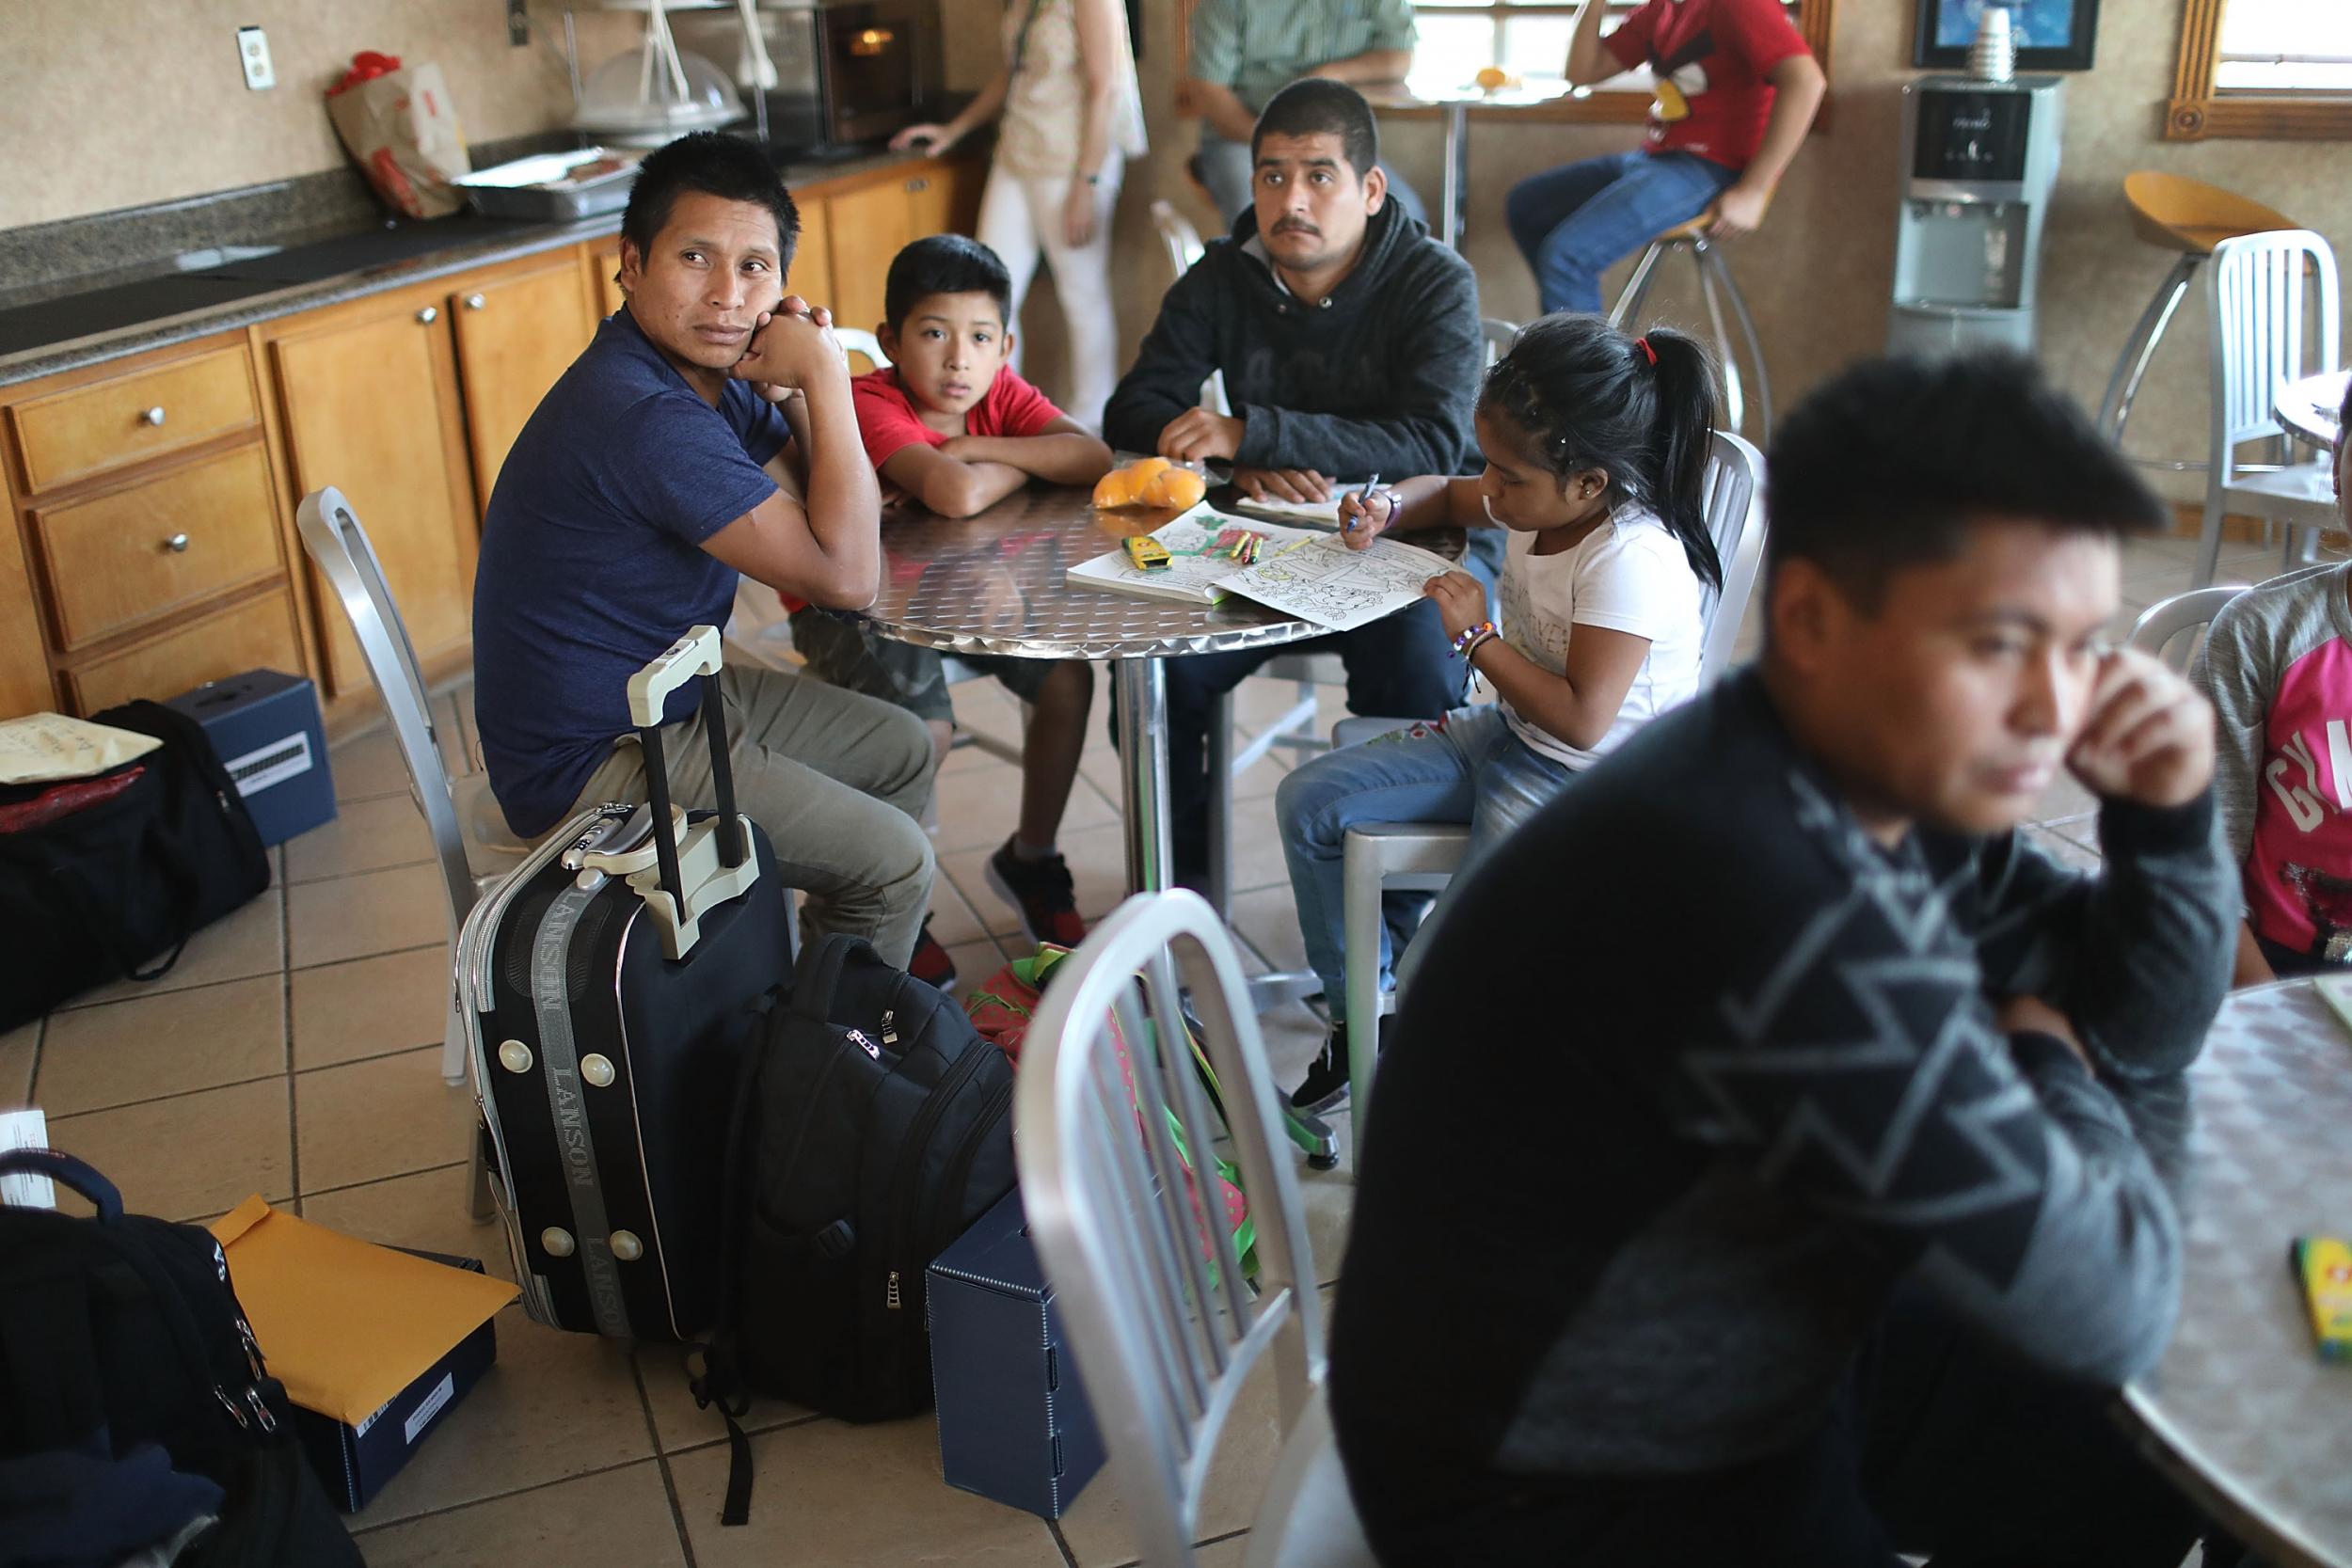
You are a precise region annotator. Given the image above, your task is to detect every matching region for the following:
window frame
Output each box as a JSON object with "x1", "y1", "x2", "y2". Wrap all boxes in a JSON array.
[
  {"x1": 1173, "y1": 0, "x2": 1836, "y2": 130},
  {"x1": 2169, "y1": 0, "x2": 2352, "y2": 140}
]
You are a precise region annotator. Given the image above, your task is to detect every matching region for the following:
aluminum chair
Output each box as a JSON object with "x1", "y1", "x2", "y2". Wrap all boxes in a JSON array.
[
  {"x1": 1334, "y1": 430, "x2": 1770, "y2": 1159},
  {"x1": 2192, "y1": 230, "x2": 2342, "y2": 587},
  {"x1": 1015, "y1": 890, "x2": 1374, "y2": 1568},
  {"x1": 2128, "y1": 585, "x2": 2245, "y2": 673},
  {"x1": 1480, "y1": 315, "x2": 1519, "y2": 367},
  {"x1": 295, "y1": 488, "x2": 532, "y2": 1087}
]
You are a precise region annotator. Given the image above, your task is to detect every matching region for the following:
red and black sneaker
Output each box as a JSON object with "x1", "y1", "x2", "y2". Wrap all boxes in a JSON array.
[
  {"x1": 908, "y1": 914, "x2": 958, "y2": 990},
  {"x1": 984, "y1": 837, "x2": 1089, "y2": 949}
]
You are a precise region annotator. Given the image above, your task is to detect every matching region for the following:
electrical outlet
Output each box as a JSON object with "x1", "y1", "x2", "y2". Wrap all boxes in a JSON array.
[
  {"x1": 508, "y1": 0, "x2": 531, "y2": 47},
  {"x1": 237, "y1": 25, "x2": 276, "y2": 90}
]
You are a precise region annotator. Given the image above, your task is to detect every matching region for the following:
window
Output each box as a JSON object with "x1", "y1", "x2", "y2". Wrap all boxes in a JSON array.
[
  {"x1": 2169, "y1": 0, "x2": 2352, "y2": 138},
  {"x1": 1408, "y1": 0, "x2": 1812, "y2": 96},
  {"x1": 1173, "y1": 0, "x2": 1832, "y2": 130}
]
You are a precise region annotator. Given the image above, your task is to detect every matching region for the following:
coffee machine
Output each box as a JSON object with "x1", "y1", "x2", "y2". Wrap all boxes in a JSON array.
[{"x1": 1886, "y1": 74, "x2": 2065, "y2": 355}]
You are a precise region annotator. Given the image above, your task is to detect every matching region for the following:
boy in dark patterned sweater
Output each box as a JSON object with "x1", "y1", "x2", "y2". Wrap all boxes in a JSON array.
[{"x1": 1331, "y1": 354, "x2": 2233, "y2": 1566}]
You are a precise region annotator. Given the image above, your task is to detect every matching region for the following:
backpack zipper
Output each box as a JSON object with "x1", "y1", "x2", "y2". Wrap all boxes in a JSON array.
[{"x1": 880, "y1": 1025, "x2": 993, "y2": 1307}]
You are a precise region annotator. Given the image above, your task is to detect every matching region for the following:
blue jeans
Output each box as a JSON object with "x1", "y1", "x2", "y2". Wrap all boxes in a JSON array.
[
  {"x1": 1276, "y1": 705, "x2": 1579, "y2": 1023},
  {"x1": 1504, "y1": 150, "x2": 1740, "y2": 316},
  {"x1": 1157, "y1": 532, "x2": 1502, "y2": 881}
]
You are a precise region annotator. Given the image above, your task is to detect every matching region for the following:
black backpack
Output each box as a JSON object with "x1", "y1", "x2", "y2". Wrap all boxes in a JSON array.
[
  {"x1": 0, "y1": 700, "x2": 271, "y2": 1029},
  {"x1": 0, "y1": 1150, "x2": 362, "y2": 1567},
  {"x1": 696, "y1": 934, "x2": 1017, "y2": 1523}
]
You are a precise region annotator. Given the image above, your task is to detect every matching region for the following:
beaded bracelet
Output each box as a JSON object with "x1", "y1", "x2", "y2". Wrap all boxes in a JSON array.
[
  {"x1": 1460, "y1": 628, "x2": 1500, "y2": 663},
  {"x1": 1448, "y1": 620, "x2": 1496, "y2": 657}
]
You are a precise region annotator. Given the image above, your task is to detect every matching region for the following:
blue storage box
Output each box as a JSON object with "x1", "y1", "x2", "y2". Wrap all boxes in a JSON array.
[
  {"x1": 928, "y1": 1187, "x2": 1105, "y2": 1519},
  {"x1": 293, "y1": 1248, "x2": 499, "y2": 1513},
  {"x1": 165, "y1": 669, "x2": 335, "y2": 847}
]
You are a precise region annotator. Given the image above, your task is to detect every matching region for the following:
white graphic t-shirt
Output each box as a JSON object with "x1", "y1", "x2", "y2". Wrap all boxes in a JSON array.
[{"x1": 1496, "y1": 504, "x2": 1706, "y2": 769}]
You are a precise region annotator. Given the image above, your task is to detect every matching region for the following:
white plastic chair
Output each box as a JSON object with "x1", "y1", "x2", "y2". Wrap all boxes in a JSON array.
[
  {"x1": 2193, "y1": 230, "x2": 2342, "y2": 587},
  {"x1": 295, "y1": 488, "x2": 533, "y2": 1087},
  {"x1": 1335, "y1": 430, "x2": 1769, "y2": 1158},
  {"x1": 1480, "y1": 315, "x2": 1520, "y2": 367},
  {"x1": 2129, "y1": 585, "x2": 2244, "y2": 672},
  {"x1": 1015, "y1": 890, "x2": 1374, "y2": 1568},
  {"x1": 834, "y1": 326, "x2": 888, "y2": 375}
]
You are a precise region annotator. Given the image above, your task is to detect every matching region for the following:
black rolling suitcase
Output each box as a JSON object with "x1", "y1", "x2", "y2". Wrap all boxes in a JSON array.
[{"x1": 457, "y1": 627, "x2": 794, "y2": 1343}]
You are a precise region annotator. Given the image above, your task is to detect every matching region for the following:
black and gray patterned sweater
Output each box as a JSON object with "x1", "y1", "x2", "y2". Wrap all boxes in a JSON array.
[{"x1": 1328, "y1": 665, "x2": 2234, "y2": 1544}]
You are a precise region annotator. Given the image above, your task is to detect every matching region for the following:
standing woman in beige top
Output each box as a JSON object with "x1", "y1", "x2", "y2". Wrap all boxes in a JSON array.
[{"x1": 892, "y1": 0, "x2": 1147, "y2": 430}]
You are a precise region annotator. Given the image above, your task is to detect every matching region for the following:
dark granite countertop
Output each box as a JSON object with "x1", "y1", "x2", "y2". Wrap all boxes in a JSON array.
[{"x1": 0, "y1": 143, "x2": 944, "y2": 390}]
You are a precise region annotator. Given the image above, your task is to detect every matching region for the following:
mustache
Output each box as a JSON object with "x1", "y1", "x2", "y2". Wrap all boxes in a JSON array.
[{"x1": 1272, "y1": 219, "x2": 1320, "y2": 235}]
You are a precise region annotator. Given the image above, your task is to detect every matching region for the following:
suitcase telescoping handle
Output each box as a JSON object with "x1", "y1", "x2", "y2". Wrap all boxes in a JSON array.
[{"x1": 596, "y1": 626, "x2": 760, "y2": 961}]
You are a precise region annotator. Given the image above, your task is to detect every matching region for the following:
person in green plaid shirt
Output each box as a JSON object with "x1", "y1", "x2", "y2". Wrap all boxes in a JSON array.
[{"x1": 1185, "y1": 0, "x2": 1427, "y2": 229}]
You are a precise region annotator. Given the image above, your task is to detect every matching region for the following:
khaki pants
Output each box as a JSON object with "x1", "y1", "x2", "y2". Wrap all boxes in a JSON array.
[{"x1": 568, "y1": 663, "x2": 936, "y2": 966}]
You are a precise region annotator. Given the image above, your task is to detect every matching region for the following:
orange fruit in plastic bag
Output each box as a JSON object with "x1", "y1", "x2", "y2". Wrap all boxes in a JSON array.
[
  {"x1": 1138, "y1": 467, "x2": 1206, "y2": 510},
  {"x1": 1091, "y1": 457, "x2": 1178, "y2": 508}
]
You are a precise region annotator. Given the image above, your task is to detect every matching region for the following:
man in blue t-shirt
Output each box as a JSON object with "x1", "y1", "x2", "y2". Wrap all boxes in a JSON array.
[{"x1": 473, "y1": 132, "x2": 936, "y2": 967}]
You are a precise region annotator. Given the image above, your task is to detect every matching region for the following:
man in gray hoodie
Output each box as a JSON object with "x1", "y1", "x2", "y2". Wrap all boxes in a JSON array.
[{"x1": 1104, "y1": 79, "x2": 1497, "y2": 890}]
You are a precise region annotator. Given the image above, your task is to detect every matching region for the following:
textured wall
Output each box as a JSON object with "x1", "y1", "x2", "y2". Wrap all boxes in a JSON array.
[{"x1": 0, "y1": 0, "x2": 635, "y2": 230}]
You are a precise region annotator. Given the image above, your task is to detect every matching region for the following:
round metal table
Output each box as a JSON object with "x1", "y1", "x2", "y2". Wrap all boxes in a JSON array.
[
  {"x1": 2118, "y1": 979, "x2": 2352, "y2": 1567},
  {"x1": 2277, "y1": 370, "x2": 2348, "y2": 453},
  {"x1": 866, "y1": 488, "x2": 1327, "y2": 894}
]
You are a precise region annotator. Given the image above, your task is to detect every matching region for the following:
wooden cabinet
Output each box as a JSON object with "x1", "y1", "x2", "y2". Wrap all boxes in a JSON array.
[
  {"x1": 787, "y1": 198, "x2": 833, "y2": 319},
  {"x1": 269, "y1": 289, "x2": 479, "y2": 698},
  {"x1": 10, "y1": 347, "x2": 259, "y2": 492},
  {"x1": 449, "y1": 260, "x2": 597, "y2": 513},
  {"x1": 0, "y1": 489, "x2": 53, "y2": 717},
  {"x1": 65, "y1": 589, "x2": 304, "y2": 715},
  {"x1": 31, "y1": 445, "x2": 282, "y2": 651},
  {"x1": 820, "y1": 154, "x2": 985, "y2": 334},
  {"x1": 587, "y1": 241, "x2": 626, "y2": 320}
]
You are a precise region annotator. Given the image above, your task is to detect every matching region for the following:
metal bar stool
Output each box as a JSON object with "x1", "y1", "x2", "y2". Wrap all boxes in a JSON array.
[
  {"x1": 2098, "y1": 171, "x2": 2298, "y2": 471},
  {"x1": 1607, "y1": 210, "x2": 1772, "y2": 445}
]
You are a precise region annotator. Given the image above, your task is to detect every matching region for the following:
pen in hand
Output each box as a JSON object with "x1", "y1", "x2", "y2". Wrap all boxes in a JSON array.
[{"x1": 1341, "y1": 472, "x2": 1382, "y2": 546}]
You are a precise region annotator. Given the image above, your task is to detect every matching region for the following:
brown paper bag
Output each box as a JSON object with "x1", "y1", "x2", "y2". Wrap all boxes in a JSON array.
[{"x1": 326, "y1": 61, "x2": 471, "y2": 220}]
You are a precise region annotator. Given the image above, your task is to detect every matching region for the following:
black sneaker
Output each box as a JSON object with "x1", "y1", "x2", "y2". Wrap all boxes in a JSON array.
[
  {"x1": 984, "y1": 838, "x2": 1089, "y2": 948},
  {"x1": 1291, "y1": 1022, "x2": 1356, "y2": 1113},
  {"x1": 1290, "y1": 1015, "x2": 1391, "y2": 1114},
  {"x1": 908, "y1": 915, "x2": 957, "y2": 990}
]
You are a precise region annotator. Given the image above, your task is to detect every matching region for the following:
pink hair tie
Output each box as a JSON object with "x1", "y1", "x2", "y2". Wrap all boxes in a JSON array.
[{"x1": 1636, "y1": 336, "x2": 1658, "y2": 366}]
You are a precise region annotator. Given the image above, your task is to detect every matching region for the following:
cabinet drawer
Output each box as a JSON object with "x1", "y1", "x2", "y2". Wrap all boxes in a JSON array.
[
  {"x1": 64, "y1": 589, "x2": 303, "y2": 715},
  {"x1": 32, "y1": 444, "x2": 284, "y2": 651},
  {"x1": 13, "y1": 347, "x2": 260, "y2": 491}
]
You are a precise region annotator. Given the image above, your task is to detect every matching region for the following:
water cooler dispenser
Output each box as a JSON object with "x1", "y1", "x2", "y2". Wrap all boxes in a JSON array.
[{"x1": 1887, "y1": 75, "x2": 2065, "y2": 355}]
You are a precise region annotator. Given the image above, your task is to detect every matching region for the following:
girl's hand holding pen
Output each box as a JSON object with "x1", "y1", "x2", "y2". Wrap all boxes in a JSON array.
[{"x1": 1336, "y1": 487, "x2": 1392, "y2": 550}]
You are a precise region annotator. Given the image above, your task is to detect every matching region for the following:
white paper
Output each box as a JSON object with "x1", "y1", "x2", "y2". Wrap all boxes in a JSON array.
[
  {"x1": 0, "y1": 1109, "x2": 55, "y2": 1210},
  {"x1": 1065, "y1": 510, "x2": 1323, "y2": 606},
  {"x1": 1224, "y1": 487, "x2": 1367, "y2": 528},
  {"x1": 1217, "y1": 533, "x2": 1459, "y2": 633}
]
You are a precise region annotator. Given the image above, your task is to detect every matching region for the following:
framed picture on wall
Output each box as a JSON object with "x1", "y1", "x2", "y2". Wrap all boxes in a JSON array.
[{"x1": 1913, "y1": 0, "x2": 2099, "y2": 71}]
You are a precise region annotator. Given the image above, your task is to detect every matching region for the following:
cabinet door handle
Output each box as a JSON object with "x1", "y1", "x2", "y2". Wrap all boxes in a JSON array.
[
  {"x1": 141, "y1": 405, "x2": 167, "y2": 427},
  {"x1": 417, "y1": 306, "x2": 439, "y2": 324},
  {"x1": 166, "y1": 532, "x2": 190, "y2": 553},
  {"x1": 907, "y1": 178, "x2": 928, "y2": 192},
  {"x1": 465, "y1": 293, "x2": 487, "y2": 310}
]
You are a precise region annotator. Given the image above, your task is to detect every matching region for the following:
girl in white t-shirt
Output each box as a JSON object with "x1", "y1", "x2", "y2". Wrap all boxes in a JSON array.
[{"x1": 1274, "y1": 313, "x2": 1721, "y2": 1112}]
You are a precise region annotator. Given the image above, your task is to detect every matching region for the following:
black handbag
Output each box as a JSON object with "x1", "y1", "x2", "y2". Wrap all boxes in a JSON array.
[
  {"x1": 0, "y1": 1149, "x2": 364, "y2": 1568},
  {"x1": 0, "y1": 700, "x2": 270, "y2": 1027}
]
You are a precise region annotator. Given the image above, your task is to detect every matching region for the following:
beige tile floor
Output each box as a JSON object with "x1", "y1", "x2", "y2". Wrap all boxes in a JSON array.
[{"x1": 0, "y1": 533, "x2": 2293, "y2": 1565}]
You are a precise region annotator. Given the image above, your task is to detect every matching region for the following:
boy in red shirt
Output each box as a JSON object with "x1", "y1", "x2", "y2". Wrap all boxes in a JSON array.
[
  {"x1": 791, "y1": 234, "x2": 1114, "y2": 966},
  {"x1": 1504, "y1": 0, "x2": 1825, "y2": 315}
]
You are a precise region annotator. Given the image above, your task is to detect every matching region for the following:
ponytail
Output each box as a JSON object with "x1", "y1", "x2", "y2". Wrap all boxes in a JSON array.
[
  {"x1": 1479, "y1": 313, "x2": 1724, "y2": 592},
  {"x1": 1640, "y1": 328, "x2": 1724, "y2": 594}
]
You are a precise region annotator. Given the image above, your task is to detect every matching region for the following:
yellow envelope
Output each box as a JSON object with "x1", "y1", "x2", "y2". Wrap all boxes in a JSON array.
[{"x1": 211, "y1": 1196, "x2": 519, "y2": 1426}]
